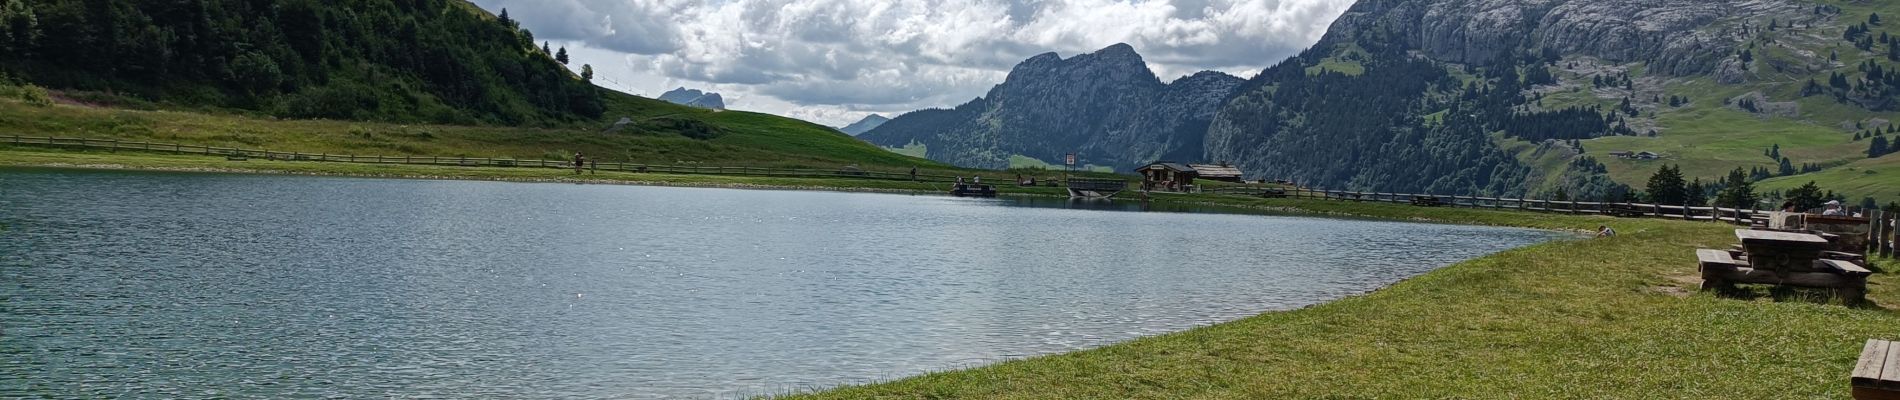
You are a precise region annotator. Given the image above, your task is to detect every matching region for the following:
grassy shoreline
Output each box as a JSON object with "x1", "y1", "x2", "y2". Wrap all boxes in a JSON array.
[{"x1": 4, "y1": 147, "x2": 1898, "y2": 398}]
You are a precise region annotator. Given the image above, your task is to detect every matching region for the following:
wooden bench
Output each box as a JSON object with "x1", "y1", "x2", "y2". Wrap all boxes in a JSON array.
[
  {"x1": 1855, "y1": 339, "x2": 1900, "y2": 400},
  {"x1": 1825, "y1": 251, "x2": 1870, "y2": 264},
  {"x1": 1698, "y1": 249, "x2": 1869, "y2": 305},
  {"x1": 1411, "y1": 196, "x2": 1443, "y2": 207}
]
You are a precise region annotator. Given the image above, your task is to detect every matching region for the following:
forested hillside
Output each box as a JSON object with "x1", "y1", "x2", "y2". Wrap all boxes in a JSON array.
[{"x1": 0, "y1": 0, "x2": 601, "y2": 126}]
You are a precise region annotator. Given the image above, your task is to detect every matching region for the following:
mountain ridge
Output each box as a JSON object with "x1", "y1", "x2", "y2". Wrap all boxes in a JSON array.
[{"x1": 859, "y1": 43, "x2": 1243, "y2": 171}]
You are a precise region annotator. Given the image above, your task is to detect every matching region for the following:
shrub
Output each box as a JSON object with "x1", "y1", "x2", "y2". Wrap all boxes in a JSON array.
[{"x1": 18, "y1": 84, "x2": 52, "y2": 107}]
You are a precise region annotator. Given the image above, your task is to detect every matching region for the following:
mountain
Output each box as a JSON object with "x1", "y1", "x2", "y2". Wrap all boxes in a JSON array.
[
  {"x1": 838, "y1": 114, "x2": 890, "y2": 136},
  {"x1": 1198, "y1": 0, "x2": 1870, "y2": 199},
  {"x1": 0, "y1": 0, "x2": 605, "y2": 126},
  {"x1": 860, "y1": 44, "x2": 1245, "y2": 171},
  {"x1": 658, "y1": 87, "x2": 726, "y2": 110}
]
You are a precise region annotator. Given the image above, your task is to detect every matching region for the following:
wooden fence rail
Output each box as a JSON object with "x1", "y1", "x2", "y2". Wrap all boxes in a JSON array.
[{"x1": 6, "y1": 134, "x2": 1776, "y2": 225}]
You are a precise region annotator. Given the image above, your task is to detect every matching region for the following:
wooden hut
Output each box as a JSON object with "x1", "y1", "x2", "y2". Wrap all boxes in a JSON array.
[
  {"x1": 1187, "y1": 164, "x2": 1245, "y2": 183},
  {"x1": 1137, "y1": 162, "x2": 1246, "y2": 191}
]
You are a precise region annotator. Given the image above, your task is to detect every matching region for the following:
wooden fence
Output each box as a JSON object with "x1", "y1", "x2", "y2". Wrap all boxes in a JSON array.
[
  {"x1": 1869, "y1": 210, "x2": 1898, "y2": 258},
  {"x1": 2, "y1": 134, "x2": 1785, "y2": 227},
  {"x1": 1, "y1": 135, "x2": 976, "y2": 183}
]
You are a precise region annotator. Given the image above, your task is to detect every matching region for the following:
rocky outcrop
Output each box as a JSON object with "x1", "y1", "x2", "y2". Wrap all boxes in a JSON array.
[
  {"x1": 837, "y1": 114, "x2": 890, "y2": 136},
  {"x1": 859, "y1": 44, "x2": 1243, "y2": 171},
  {"x1": 1323, "y1": 0, "x2": 1807, "y2": 79},
  {"x1": 658, "y1": 87, "x2": 726, "y2": 109}
]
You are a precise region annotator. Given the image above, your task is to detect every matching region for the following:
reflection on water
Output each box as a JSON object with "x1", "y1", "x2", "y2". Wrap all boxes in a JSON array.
[{"x1": 0, "y1": 169, "x2": 1566, "y2": 398}]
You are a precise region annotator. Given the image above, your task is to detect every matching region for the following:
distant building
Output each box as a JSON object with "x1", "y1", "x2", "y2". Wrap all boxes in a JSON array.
[
  {"x1": 1136, "y1": 162, "x2": 1246, "y2": 191},
  {"x1": 1187, "y1": 164, "x2": 1245, "y2": 183},
  {"x1": 1609, "y1": 151, "x2": 1660, "y2": 160}
]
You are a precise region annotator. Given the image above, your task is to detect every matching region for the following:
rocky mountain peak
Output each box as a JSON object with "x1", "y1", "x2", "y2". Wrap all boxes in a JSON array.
[{"x1": 658, "y1": 87, "x2": 726, "y2": 110}]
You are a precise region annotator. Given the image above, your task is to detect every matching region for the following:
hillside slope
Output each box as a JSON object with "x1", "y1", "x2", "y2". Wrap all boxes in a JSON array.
[
  {"x1": 1204, "y1": 0, "x2": 1900, "y2": 201},
  {"x1": 0, "y1": 0, "x2": 945, "y2": 171},
  {"x1": 0, "y1": 0, "x2": 606, "y2": 126}
]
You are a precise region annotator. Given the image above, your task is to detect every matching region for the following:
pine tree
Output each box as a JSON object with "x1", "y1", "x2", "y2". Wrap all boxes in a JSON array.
[
  {"x1": 1787, "y1": 181, "x2": 1827, "y2": 211},
  {"x1": 1686, "y1": 179, "x2": 1708, "y2": 207},
  {"x1": 1717, "y1": 168, "x2": 1760, "y2": 209},
  {"x1": 542, "y1": 42, "x2": 551, "y2": 55},
  {"x1": 1778, "y1": 157, "x2": 1796, "y2": 176},
  {"x1": 1872, "y1": 135, "x2": 1892, "y2": 158},
  {"x1": 498, "y1": 8, "x2": 513, "y2": 27},
  {"x1": 1645, "y1": 165, "x2": 1688, "y2": 205},
  {"x1": 556, "y1": 47, "x2": 569, "y2": 65},
  {"x1": 1873, "y1": 12, "x2": 1883, "y2": 25},
  {"x1": 580, "y1": 64, "x2": 593, "y2": 81}
]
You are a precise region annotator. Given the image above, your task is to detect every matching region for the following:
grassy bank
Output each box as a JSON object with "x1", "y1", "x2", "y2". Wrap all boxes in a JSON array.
[
  {"x1": 0, "y1": 148, "x2": 1081, "y2": 197},
  {"x1": 784, "y1": 200, "x2": 1900, "y2": 398}
]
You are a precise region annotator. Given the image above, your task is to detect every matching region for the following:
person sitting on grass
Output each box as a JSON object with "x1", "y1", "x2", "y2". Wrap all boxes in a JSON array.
[{"x1": 1597, "y1": 225, "x2": 1616, "y2": 237}]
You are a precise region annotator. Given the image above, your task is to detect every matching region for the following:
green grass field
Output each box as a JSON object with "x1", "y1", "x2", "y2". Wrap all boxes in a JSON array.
[
  {"x1": 1761, "y1": 154, "x2": 1900, "y2": 200},
  {"x1": 787, "y1": 198, "x2": 1900, "y2": 399},
  {"x1": 0, "y1": 86, "x2": 951, "y2": 173}
]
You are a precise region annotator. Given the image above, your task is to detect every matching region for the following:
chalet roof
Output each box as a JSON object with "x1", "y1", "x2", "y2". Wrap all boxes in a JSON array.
[
  {"x1": 1187, "y1": 164, "x2": 1243, "y2": 178},
  {"x1": 1138, "y1": 162, "x2": 1196, "y2": 173}
]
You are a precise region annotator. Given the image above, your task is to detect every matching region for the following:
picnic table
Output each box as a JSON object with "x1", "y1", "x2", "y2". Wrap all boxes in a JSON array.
[{"x1": 1696, "y1": 229, "x2": 1871, "y2": 305}]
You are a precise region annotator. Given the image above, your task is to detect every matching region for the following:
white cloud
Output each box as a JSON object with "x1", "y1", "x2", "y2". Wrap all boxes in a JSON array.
[{"x1": 470, "y1": 0, "x2": 1354, "y2": 126}]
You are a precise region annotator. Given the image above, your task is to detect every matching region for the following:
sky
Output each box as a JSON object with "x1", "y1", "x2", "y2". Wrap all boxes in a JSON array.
[{"x1": 468, "y1": 0, "x2": 1356, "y2": 127}]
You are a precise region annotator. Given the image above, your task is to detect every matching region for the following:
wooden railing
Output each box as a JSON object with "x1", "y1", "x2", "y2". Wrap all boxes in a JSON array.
[
  {"x1": 0, "y1": 135, "x2": 997, "y2": 184},
  {"x1": 1202, "y1": 186, "x2": 1770, "y2": 226}
]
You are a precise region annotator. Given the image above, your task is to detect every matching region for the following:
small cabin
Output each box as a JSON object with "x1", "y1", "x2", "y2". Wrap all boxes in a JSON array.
[
  {"x1": 1189, "y1": 164, "x2": 1245, "y2": 183},
  {"x1": 1136, "y1": 162, "x2": 1246, "y2": 192}
]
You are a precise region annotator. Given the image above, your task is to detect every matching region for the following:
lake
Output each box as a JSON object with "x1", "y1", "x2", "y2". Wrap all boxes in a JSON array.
[{"x1": 0, "y1": 169, "x2": 1568, "y2": 398}]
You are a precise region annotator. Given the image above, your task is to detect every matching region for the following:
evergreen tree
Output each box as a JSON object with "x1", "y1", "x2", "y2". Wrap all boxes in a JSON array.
[
  {"x1": 0, "y1": 0, "x2": 39, "y2": 56},
  {"x1": 1686, "y1": 179, "x2": 1709, "y2": 207},
  {"x1": 1786, "y1": 181, "x2": 1827, "y2": 211},
  {"x1": 556, "y1": 46, "x2": 569, "y2": 65},
  {"x1": 542, "y1": 42, "x2": 551, "y2": 55},
  {"x1": 1872, "y1": 135, "x2": 1892, "y2": 158},
  {"x1": 1644, "y1": 164, "x2": 1688, "y2": 205},
  {"x1": 1716, "y1": 168, "x2": 1761, "y2": 209},
  {"x1": 1778, "y1": 157, "x2": 1795, "y2": 176},
  {"x1": 580, "y1": 64, "x2": 593, "y2": 81}
]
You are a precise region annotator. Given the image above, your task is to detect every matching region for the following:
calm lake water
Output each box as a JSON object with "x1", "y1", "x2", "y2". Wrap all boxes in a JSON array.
[{"x1": 0, "y1": 169, "x2": 1567, "y2": 398}]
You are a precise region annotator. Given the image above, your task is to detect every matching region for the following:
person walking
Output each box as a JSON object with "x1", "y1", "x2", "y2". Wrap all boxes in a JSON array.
[
  {"x1": 909, "y1": 166, "x2": 918, "y2": 181},
  {"x1": 573, "y1": 152, "x2": 585, "y2": 175}
]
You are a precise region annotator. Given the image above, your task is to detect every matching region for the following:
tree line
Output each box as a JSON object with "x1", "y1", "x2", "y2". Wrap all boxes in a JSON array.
[{"x1": 0, "y1": 0, "x2": 602, "y2": 126}]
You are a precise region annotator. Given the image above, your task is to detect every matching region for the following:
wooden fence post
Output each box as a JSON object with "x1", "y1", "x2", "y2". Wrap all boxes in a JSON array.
[
  {"x1": 1870, "y1": 210, "x2": 1883, "y2": 256},
  {"x1": 1885, "y1": 214, "x2": 1896, "y2": 259}
]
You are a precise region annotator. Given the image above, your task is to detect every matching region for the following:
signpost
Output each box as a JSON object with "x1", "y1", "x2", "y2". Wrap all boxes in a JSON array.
[{"x1": 1064, "y1": 153, "x2": 1076, "y2": 180}]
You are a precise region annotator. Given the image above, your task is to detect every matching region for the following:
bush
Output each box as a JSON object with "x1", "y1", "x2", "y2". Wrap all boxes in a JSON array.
[{"x1": 18, "y1": 84, "x2": 52, "y2": 107}]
